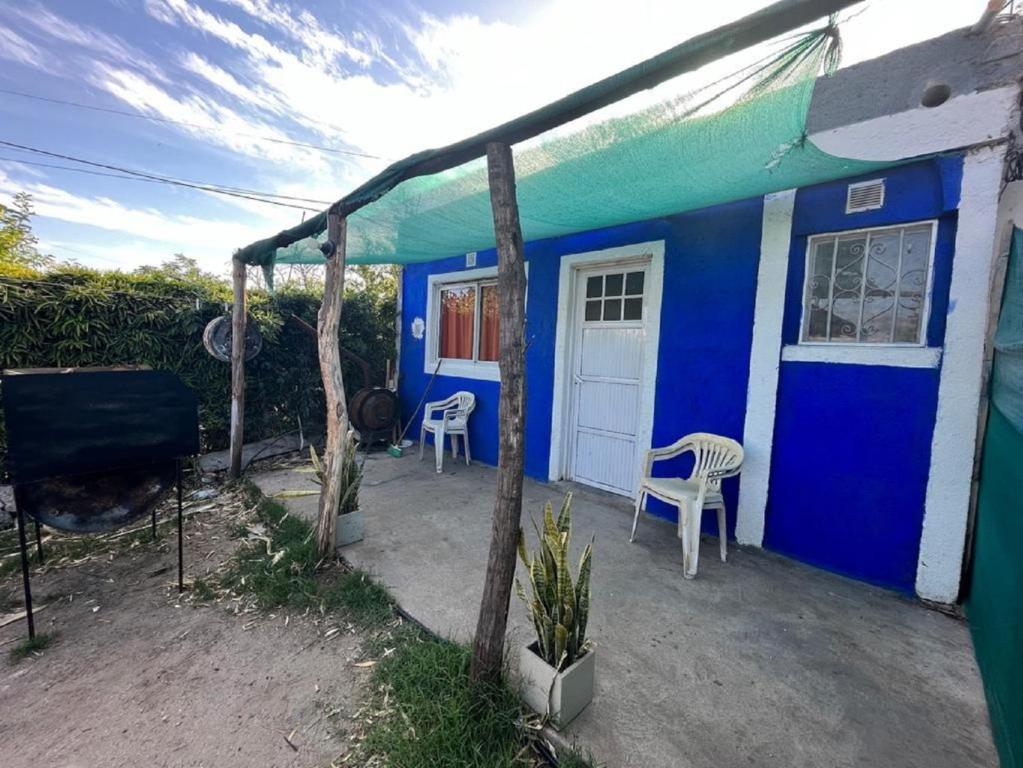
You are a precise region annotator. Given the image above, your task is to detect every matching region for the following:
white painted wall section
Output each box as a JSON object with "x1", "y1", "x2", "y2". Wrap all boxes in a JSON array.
[
  {"x1": 809, "y1": 86, "x2": 1017, "y2": 161},
  {"x1": 916, "y1": 146, "x2": 1007, "y2": 603},
  {"x1": 736, "y1": 190, "x2": 795, "y2": 547}
]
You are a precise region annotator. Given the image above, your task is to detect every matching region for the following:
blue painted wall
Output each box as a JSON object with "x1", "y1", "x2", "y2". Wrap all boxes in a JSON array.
[
  {"x1": 764, "y1": 157, "x2": 962, "y2": 592},
  {"x1": 399, "y1": 156, "x2": 964, "y2": 592},
  {"x1": 399, "y1": 199, "x2": 763, "y2": 537}
]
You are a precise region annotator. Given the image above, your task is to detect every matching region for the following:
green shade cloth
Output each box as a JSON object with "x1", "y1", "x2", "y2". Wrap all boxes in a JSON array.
[
  {"x1": 278, "y1": 85, "x2": 888, "y2": 267},
  {"x1": 272, "y1": 61, "x2": 891, "y2": 268},
  {"x1": 968, "y1": 227, "x2": 1023, "y2": 768}
]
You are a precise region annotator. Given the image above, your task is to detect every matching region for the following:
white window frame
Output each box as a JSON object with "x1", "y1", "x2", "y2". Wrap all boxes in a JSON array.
[
  {"x1": 797, "y1": 219, "x2": 939, "y2": 350},
  {"x1": 424, "y1": 264, "x2": 528, "y2": 381}
]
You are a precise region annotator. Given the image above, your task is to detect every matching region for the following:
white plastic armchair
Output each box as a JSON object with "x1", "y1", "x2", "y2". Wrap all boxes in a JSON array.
[
  {"x1": 630, "y1": 433, "x2": 744, "y2": 579},
  {"x1": 419, "y1": 391, "x2": 476, "y2": 473}
]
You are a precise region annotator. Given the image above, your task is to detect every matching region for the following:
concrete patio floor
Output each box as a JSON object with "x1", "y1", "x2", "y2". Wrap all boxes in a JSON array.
[{"x1": 252, "y1": 452, "x2": 996, "y2": 768}]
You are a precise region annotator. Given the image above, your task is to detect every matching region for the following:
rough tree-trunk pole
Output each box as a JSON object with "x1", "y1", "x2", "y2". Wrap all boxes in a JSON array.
[
  {"x1": 315, "y1": 213, "x2": 349, "y2": 557},
  {"x1": 228, "y1": 256, "x2": 247, "y2": 479},
  {"x1": 471, "y1": 141, "x2": 527, "y2": 683}
]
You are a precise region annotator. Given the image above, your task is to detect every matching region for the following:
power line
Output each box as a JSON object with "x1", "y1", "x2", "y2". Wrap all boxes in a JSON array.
[
  {"x1": 0, "y1": 139, "x2": 324, "y2": 212},
  {"x1": 0, "y1": 154, "x2": 332, "y2": 205},
  {"x1": 0, "y1": 86, "x2": 386, "y2": 161}
]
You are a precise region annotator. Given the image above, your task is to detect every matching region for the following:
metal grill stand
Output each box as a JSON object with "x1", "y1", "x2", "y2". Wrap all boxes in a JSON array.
[{"x1": 13, "y1": 459, "x2": 186, "y2": 641}]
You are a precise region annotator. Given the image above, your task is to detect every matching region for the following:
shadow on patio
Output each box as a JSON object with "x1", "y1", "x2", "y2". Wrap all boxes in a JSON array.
[{"x1": 252, "y1": 453, "x2": 995, "y2": 768}]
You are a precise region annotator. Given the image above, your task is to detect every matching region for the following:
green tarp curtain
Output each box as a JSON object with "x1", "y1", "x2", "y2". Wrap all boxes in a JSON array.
[
  {"x1": 233, "y1": 0, "x2": 866, "y2": 274},
  {"x1": 968, "y1": 227, "x2": 1023, "y2": 768}
]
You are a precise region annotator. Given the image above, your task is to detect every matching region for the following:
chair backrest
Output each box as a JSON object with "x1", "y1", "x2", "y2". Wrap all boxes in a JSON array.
[
  {"x1": 453, "y1": 391, "x2": 476, "y2": 414},
  {"x1": 431, "y1": 390, "x2": 476, "y2": 416},
  {"x1": 684, "y1": 433, "x2": 744, "y2": 490}
]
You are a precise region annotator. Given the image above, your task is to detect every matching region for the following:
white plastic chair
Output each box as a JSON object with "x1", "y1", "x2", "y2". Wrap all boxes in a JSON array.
[
  {"x1": 630, "y1": 433, "x2": 744, "y2": 579},
  {"x1": 419, "y1": 391, "x2": 476, "y2": 473}
]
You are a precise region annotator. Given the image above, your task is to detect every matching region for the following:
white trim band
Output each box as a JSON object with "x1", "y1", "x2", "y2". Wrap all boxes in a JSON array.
[
  {"x1": 916, "y1": 145, "x2": 1006, "y2": 603},
  {"x1": 808, "y1": 85, "x2": 1016, "y2": 162},
  {"x1": 781, "y1": 344, "x2": 942, "y2": 368},
  {"x1": 737, "y1": 190, "x2": 795, "y2": 547}
]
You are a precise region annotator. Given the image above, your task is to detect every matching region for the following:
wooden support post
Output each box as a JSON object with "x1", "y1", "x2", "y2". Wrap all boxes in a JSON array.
[
  {"x1": 315, "y1": 213, "x2": 350, "y2": 557},
  {"x1": 470, "y1": 142, "x2": 527, "y2": 683},
  {"x1": 228, "y1": 256, "x2": 247, "y2": 479}
]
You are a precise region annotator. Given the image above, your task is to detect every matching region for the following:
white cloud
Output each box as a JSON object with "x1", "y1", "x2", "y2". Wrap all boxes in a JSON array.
[
  {"x1": 0, "y1": 168, "x2": 294, "y2": 274},
  {"x1": 3, "y1": 0, "x2": 987, "y2": 272},
  {"x1": 0, "y1": 25, "x2": 47, "y2": 69}
]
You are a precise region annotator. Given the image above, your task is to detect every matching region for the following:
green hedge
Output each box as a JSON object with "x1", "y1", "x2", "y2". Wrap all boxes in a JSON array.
[{"x1": 0, "y1": 267, "x2": 395, "y2": 476}]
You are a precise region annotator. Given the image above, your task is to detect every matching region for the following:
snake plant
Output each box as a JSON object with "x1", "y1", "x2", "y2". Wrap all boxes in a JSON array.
[
  {"x1": 516, "y1": 493, "x2": 593, "y2": 671},
  {"x1": 309, "y1": 431, "x2": 361, "y2": 515}
]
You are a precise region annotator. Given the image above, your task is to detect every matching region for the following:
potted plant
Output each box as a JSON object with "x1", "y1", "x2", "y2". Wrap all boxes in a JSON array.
[
  {"x1": 515, "y1": 493, "x2": 594, "y2": 728},
  {"x1": 310, "y1": 430, "x2": 364, "y2": 547}
]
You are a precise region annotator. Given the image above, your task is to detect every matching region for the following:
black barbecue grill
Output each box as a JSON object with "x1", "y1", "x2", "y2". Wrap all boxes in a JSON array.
[{"x1": 2, "y1": 367, "x2": 199, "y2": 639}]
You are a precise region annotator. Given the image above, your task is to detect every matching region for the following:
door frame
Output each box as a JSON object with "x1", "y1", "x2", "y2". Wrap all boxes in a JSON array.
[{"x1": 548, "y1": 240, "x2": 665, "y2": 496}]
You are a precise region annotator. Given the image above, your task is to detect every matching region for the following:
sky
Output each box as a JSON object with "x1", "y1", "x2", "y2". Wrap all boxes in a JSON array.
[{"x1": 0, "y1": 0, "x2": 991, "y2": 276}]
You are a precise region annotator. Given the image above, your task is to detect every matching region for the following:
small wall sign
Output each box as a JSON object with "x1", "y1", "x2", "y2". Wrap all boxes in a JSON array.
[{"x1": 411, "y1": 316, "x2": 425, "y2": 340}]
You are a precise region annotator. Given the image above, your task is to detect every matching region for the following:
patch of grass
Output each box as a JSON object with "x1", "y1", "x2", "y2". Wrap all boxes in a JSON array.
[
  {"x1": 222, "y1": 483, "x2": 396, "y2": 630},
  {"x1": 191, "y1": 577, "x2": 216, "y2": 601},
  {"x1": 558, "y1": 747, "x2": 599, "y2": 767},
  {"x1": 9, "y1": 632, "x2": 53, "y2": 662},
  {"x1": 219, "y1": 496, "x2": 319, "y2": 609},
  {"x1": 358, "y1": 632, "x2": 527, "y2": 768},
  {"x1": 321, "y1": 570, "x2": 394, "y2": 627}
]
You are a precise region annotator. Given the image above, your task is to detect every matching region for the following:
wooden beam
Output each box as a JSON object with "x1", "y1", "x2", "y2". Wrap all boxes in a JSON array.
[
  {"x1": 470, "y1": 141, "x2": 527, "y2": 683},
  {"x1": 228, "y1": 256, "x2": 247, "y2": 479},
  {"x1": 315, "y1": 213, "x2": 350, "y2": 557}
]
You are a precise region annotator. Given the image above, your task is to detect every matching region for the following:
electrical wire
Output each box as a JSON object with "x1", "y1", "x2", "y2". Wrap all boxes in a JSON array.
[
  {"x1": 0, "y1": 153, "x2": 332, "y2": 205},
  {"x1": 0, "y1": 86, "x2": 386, "y2": 160},
  {"x1": 0, "y1": 139, "x2": 323, "y2": 212}
]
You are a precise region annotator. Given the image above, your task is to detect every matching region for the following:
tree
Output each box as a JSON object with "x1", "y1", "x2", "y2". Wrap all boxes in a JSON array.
[
  {"x1": 135, "y1": 254, "x2": 224, "y2": 289},
  {"x1": 0, "y1": 193, "x2": 50, "y2": 272}
]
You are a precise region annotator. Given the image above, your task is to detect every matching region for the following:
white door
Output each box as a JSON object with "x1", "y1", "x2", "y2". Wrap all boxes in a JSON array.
[{"x1": 567, "y1": 264, "x2": 649, "y2": 495}]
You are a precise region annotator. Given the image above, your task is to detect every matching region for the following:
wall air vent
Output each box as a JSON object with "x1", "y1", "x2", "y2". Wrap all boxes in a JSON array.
[{"x1": 846, "y1": 179, "x2": 885, "y2": 214}]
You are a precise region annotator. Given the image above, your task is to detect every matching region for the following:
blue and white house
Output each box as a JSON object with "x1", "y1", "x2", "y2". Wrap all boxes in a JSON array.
[{"x1": 396, "y1": 23, "x2": 1023, "y2": 604}]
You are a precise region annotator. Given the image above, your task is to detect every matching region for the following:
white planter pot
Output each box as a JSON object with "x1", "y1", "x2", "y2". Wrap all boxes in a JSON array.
[
  {"x1": 518, "y1": 641, "x2": 595, "y2": 728},
  {"x1": 335, "y1": 509, "x2": 364, "y2": 547}
]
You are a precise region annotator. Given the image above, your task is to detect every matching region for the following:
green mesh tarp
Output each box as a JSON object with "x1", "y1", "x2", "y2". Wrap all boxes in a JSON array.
[
  {"x1": 967, "y1": 227, "x2": 1023, "y2": 768},
  {"x1": 275, "y1": 79, "x2": 888, "y2": 267},
  {"x1": 991, "y1": 227, "x2": 1023, "y2": 431}
]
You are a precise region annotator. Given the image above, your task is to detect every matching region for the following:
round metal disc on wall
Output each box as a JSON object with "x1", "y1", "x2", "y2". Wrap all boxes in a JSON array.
[{"x1": 202, "y1": 314, "x2": 263, "y2": 362}]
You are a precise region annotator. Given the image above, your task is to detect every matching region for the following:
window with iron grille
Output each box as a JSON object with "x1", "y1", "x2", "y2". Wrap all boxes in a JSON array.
[{"x1": 801, "y1": 221, "x2": 936, "y2": 345}]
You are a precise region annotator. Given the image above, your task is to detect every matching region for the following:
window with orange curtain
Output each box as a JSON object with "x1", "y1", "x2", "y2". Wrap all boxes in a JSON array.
[
  {"x1": 439, "y1": 285, "x2": 476, "y2": 359},
  {"x1": 478, "y1": 283, "x2": 499, "y2": 362}
]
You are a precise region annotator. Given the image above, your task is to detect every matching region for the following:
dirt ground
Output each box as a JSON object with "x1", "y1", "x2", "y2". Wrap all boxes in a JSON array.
[{"x1": 0, "y1": 478, "x2": 373, "y2": 768}]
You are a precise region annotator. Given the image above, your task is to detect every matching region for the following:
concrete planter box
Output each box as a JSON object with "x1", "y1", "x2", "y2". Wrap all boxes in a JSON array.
[
  {"x1": 519, "y1": 641, "x2": 594, "y2": 728},
  {"x1": 335, "y1": 509, "x2": 364, "y2": 547}
]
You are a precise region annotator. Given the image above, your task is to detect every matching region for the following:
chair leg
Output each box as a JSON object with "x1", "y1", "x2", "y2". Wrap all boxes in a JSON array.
[
  {"x1": 419, "y1": 424, "x2": 426, "y2": 462},
  {"x1": 463, "y1": 432, "x2": 471, "y2": 465},
  {"x1": 629, "y1": 491, "x2": 644, "y2": 542},
  {"x1": 679, "y1": 501, "x2": 692, "y2": 577},
  {"x1": 451, "y1": 433, "x2": 459, "y2": 460},
  {"x1": 434, "y1": 426, "x2": 445, "y2": 473},
  {"x1": 685, "y1": 502, "x2": 701, "y2": 579},
  {"x1": 716, "y1": 506, "x2": 728, "y2": 563}
]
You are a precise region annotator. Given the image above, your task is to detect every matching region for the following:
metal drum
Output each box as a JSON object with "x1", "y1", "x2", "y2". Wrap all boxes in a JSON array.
[{"x1": 349, "y1": 387, "x2": 399, "y2": 445}]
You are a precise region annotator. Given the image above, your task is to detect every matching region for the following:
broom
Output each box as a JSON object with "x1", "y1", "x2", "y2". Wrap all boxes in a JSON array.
[{"x1": 388, "y1": 359, "x2": 442, "y2": 457}]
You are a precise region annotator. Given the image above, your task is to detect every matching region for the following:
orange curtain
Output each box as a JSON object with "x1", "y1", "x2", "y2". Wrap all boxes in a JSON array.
[
  {"x1": 440, "y1": 286, "x2": 475, "y2": 359},
  {"x1": 479, "y1": 284, "x2": 499, "y2": 362}
]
